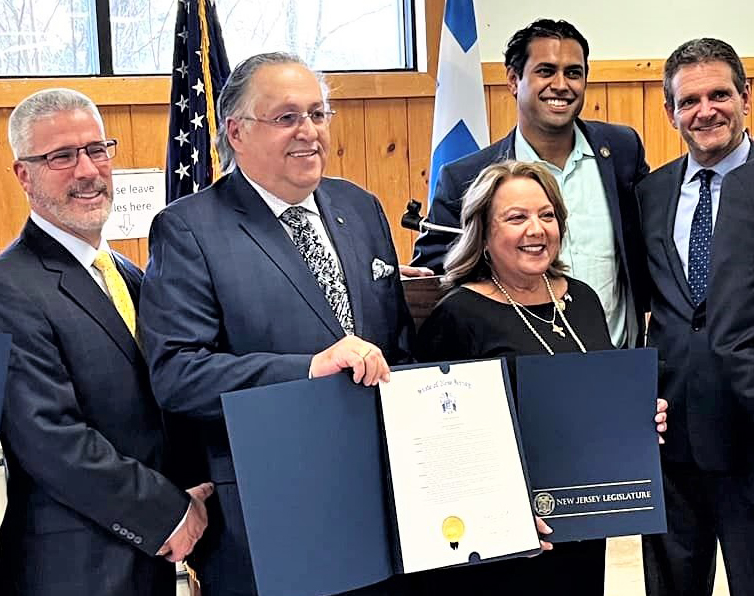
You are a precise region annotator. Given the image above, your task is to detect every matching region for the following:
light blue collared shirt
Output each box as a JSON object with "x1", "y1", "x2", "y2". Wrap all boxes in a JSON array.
[
  {"x1": 30, "y1": 211, "x2": 112, "y2": 295},
  {"x1": 515, "y1": 127, "x2": 628, "y2": 348},
  {"x1": 674, "y1": 135, "x2": 751, "y2": 276}
]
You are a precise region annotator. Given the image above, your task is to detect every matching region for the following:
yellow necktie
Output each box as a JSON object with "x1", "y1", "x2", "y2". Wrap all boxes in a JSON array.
[{"x1": 92, "y1": 250, "x2": 136, "y2": 337}]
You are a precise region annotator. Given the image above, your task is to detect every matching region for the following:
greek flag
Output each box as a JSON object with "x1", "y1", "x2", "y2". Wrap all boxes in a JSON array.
[{"x1": 429, "y1": 0, "x2": 489, "y2": 202}]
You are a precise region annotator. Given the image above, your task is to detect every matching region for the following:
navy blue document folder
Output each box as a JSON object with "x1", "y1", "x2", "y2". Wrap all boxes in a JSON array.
[
  {"x1": 222, "y1": 374, "x2": 394, "y2": 596},
  {"x1": 515, "y1": 348, "x2": 666, "y2": 542},
  {"x1": 0, "y1": 334, "x2": 10, "y2": 426},
  {"x1": 221, "y1": 360, "x2": 540, "y2": 596}
]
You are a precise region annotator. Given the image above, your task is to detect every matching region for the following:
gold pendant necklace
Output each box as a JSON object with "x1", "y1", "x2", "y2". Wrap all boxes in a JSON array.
[
  {"x1": 519, "y1": 302, "x2": 565, "y2": 337},
  {"x1": 490, "y1": 277, "x2": 562, "y2": 336},
  {"x1": 490, "y1": 273, "x2": 587, "y2": 355}
]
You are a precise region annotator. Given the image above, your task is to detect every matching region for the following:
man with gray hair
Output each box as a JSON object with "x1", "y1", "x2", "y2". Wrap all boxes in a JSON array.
[
  {"x1": 139, "y1": 53, "x2": 414, "y2": 596},
  {"x1": 0, "y1": 88, "x2": 213, "y2": 596},
  {"x1": 637, "y1": 39, "x2": 754, "y2": 595}
]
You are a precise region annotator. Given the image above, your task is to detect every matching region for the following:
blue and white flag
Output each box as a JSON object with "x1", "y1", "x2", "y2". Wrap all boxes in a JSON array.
[{"x1": 429, "y1": 0, "x2": 489, "y2": 202}]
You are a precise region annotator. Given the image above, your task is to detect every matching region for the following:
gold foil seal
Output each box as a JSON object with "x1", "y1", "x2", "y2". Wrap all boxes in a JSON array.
[{"x1": 442, "y1": 516, "x2": 465, "y2": 550}]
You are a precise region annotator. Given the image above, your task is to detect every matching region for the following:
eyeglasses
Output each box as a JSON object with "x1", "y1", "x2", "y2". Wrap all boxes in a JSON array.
[
  {"x1": 240, "y1": 109, "x2": 336, "y2": 128},
  {"x1": 18, "y1": 139, "x2": 118, "y2": 170}
]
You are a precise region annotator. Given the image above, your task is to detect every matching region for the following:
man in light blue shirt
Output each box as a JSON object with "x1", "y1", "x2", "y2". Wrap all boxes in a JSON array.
[
  {"x1": 636, "y1": 38, "x2": 754, "y2": 596},
  {"x1": 412, "y1": 18, "x2": 649, "y2": 349},
  {"x1": 515, "y1": 126, "x2": 627, "y2": 347}
]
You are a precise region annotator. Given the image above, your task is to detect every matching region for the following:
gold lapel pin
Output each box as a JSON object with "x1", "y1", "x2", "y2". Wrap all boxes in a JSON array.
[{"x1": 600, "y1": 147, "x2": 611, "y2": 158}]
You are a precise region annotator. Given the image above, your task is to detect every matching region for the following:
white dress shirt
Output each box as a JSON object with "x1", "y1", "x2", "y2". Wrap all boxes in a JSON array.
[
  {"x1": 30, "y1": 211, "x2": 113, "y2": 295},
  {"x1": 241, "y1": 171, "x2": 347, "y2": 276}
]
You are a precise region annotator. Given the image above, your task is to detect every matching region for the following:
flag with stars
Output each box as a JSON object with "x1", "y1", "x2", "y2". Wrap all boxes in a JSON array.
[
  {"x1": 167, "y1": 0, "x2": 230, "y2": 203},
  {"x1": 429, "y1": 0, "x2": 489, "y2": 202}
]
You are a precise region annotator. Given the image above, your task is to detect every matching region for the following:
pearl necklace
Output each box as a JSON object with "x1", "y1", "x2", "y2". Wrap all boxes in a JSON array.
[{"x1": 490, "y1": 273, "x2": 587, "y2": 356}]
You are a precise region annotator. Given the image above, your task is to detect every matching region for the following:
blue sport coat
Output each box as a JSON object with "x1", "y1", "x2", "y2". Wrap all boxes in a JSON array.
[{"x1": 139, "y1": 169, "x2": 413, "y2": 596}]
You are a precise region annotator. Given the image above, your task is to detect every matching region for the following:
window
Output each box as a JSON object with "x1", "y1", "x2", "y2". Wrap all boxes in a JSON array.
[
  {"x1": 0, "y1": 0, "x2": 99, "y2": 76},
  {"x1": 110, "y1": 0, "x2": 175, "y2": 74},
  {"x1": 0, "y1": 0, "x2": 417, "y2": 76},
  {"x1": 216, "y1": 0, "x2": 413, "y2": 72}
]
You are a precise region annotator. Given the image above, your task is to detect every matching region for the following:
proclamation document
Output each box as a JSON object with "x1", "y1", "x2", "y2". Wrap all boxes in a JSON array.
[{"x1": 379, "y1": 360, "x2": 540, "y2": 573}]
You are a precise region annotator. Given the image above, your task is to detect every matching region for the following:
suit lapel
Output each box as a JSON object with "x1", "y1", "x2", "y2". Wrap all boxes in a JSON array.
[
  {"x1": 662, "y1": 157, "x2": 694, "y2": 306},
  {"x1": 495, "y1": 128, "x2": 516, "y2": 162},
  {"x1": 315, "y1": 185, "x2": 364, "y2": 336},
  {"x1": 580, "y1": 122, "x2": 625, "y2": 254},
  {"x1": 23, "y1": 221, "x2": 141, "y2": 364},
  {"x1": 662, "y1": 141, "x2": 753, "y2": 307},
  {"x1": 228, "y1": 172, "x2": 344, "y2": 339}
]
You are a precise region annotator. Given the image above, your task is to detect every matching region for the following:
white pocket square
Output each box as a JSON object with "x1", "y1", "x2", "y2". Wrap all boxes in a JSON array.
[{"x1": 372, "y1": 258, "x2": 395, "y2": 281}]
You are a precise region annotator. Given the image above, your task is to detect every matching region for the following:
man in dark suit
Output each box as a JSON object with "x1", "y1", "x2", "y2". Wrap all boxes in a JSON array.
[
  {"x1": 0, "y1": 89, "x2": 213, "y2": 595},
  {"x1": 138, "y1": 53, "x2": 414, "y2": 596},
  {"x1": 637, "y1": 39, "x2": 754, "y2": 596},
  {"x1": 412, "y1": 19, "x2": 648, "y2": 348}
]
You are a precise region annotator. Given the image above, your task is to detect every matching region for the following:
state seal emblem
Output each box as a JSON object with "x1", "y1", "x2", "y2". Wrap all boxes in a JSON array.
[{"x1": 534, "y1": 492, "x2": 556, "y2": 516}]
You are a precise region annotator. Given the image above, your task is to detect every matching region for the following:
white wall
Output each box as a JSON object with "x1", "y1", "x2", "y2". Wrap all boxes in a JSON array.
[{"x1": 475, "y1": 1, "x2": 754, "y2": 62}]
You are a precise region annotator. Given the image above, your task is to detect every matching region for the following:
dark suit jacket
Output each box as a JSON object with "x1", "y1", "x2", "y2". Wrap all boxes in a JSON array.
[
  {"x1": 638, "y1": 147, "x2": 754, "y2": 472},
  {"x1": 0, "y1": 220, "x2": 189, "y2": 596},
  {"x1": 139, "y1": 170, "x2": 414, "y2": 595},
  {"x1": 411, "y1": 120, "x2": 650, "y2": 341},
  {"x1": 707, "y1": 159, "x2": 754, "y2": 475}
]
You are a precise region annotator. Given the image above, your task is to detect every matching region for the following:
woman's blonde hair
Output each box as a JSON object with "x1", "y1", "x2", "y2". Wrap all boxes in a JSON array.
[{"x1": 443, "y1": 160, "x2": 568, "y2": 287}]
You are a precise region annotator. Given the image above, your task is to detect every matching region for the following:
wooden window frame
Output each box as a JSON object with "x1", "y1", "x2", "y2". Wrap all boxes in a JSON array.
[{"x1": 0, "y1": 0, "x2": 445, "y2": 107}]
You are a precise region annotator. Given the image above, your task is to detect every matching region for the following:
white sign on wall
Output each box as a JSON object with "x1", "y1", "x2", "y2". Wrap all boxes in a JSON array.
[{"x1": 103, "y1": 169, "x2": 166, "y2": 241}]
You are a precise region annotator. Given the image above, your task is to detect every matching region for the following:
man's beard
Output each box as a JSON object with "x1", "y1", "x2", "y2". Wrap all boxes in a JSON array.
[{"x1": 32, "y1": 180, "x2": 113, "y2": 234}]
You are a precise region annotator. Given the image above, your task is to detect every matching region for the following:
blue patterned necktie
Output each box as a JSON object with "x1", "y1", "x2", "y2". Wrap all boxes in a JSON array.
[
  {"x1": 688, "y1": 169, "x2": 714, "y2": 306},
  {"x1": 279, "y1": 206, "x2": 354, "y2": 335}
]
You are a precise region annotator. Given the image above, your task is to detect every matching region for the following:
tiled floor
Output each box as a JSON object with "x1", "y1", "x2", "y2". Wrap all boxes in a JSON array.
[{"x1": 0, "y1": 468, "x2": 729, "y2": 595}]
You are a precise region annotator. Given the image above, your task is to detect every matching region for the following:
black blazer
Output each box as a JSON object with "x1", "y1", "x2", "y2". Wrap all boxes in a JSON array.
[
  {"x1": 638, "y1": 146, "x2": 754, "y2": 472},
  {"x1": 0, "y1": 220, "x2": 189, "y2": 596},
  {"x1": 707, "y1": 158, "x2": 754, "y2": 477},
  {"x1": 411, "y1": 119, "x2": 650, "y2": 343}
]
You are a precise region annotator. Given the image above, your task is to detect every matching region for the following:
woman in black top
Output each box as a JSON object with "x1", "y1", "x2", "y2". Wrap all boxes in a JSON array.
[{"x1": 413, "y1": 161, "x2": 665, "y2": 596}]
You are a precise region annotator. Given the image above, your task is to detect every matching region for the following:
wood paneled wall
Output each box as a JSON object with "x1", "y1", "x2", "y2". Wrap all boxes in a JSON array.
[{"x1": 1, "y1": 67, "x2": 753, "y2": 266}]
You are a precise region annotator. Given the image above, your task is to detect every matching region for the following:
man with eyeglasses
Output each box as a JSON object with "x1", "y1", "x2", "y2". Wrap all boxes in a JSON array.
[
  {"x1": 0, "y1": 88, "x2": 213, "y2": 596},
  {"x1": 139, "y1": 53, "x2": 414, "y2": 596}
]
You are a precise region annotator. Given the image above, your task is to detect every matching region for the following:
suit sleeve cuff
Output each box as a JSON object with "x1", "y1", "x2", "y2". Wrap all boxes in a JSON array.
[{"x1": 156, "y1": 501, "x2": 191, "y2": 555}]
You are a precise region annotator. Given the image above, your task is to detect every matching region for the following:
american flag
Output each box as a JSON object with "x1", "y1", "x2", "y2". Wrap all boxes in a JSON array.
[{"x1": 166, "y1": 0, "x2": 230, "y2": 203}]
